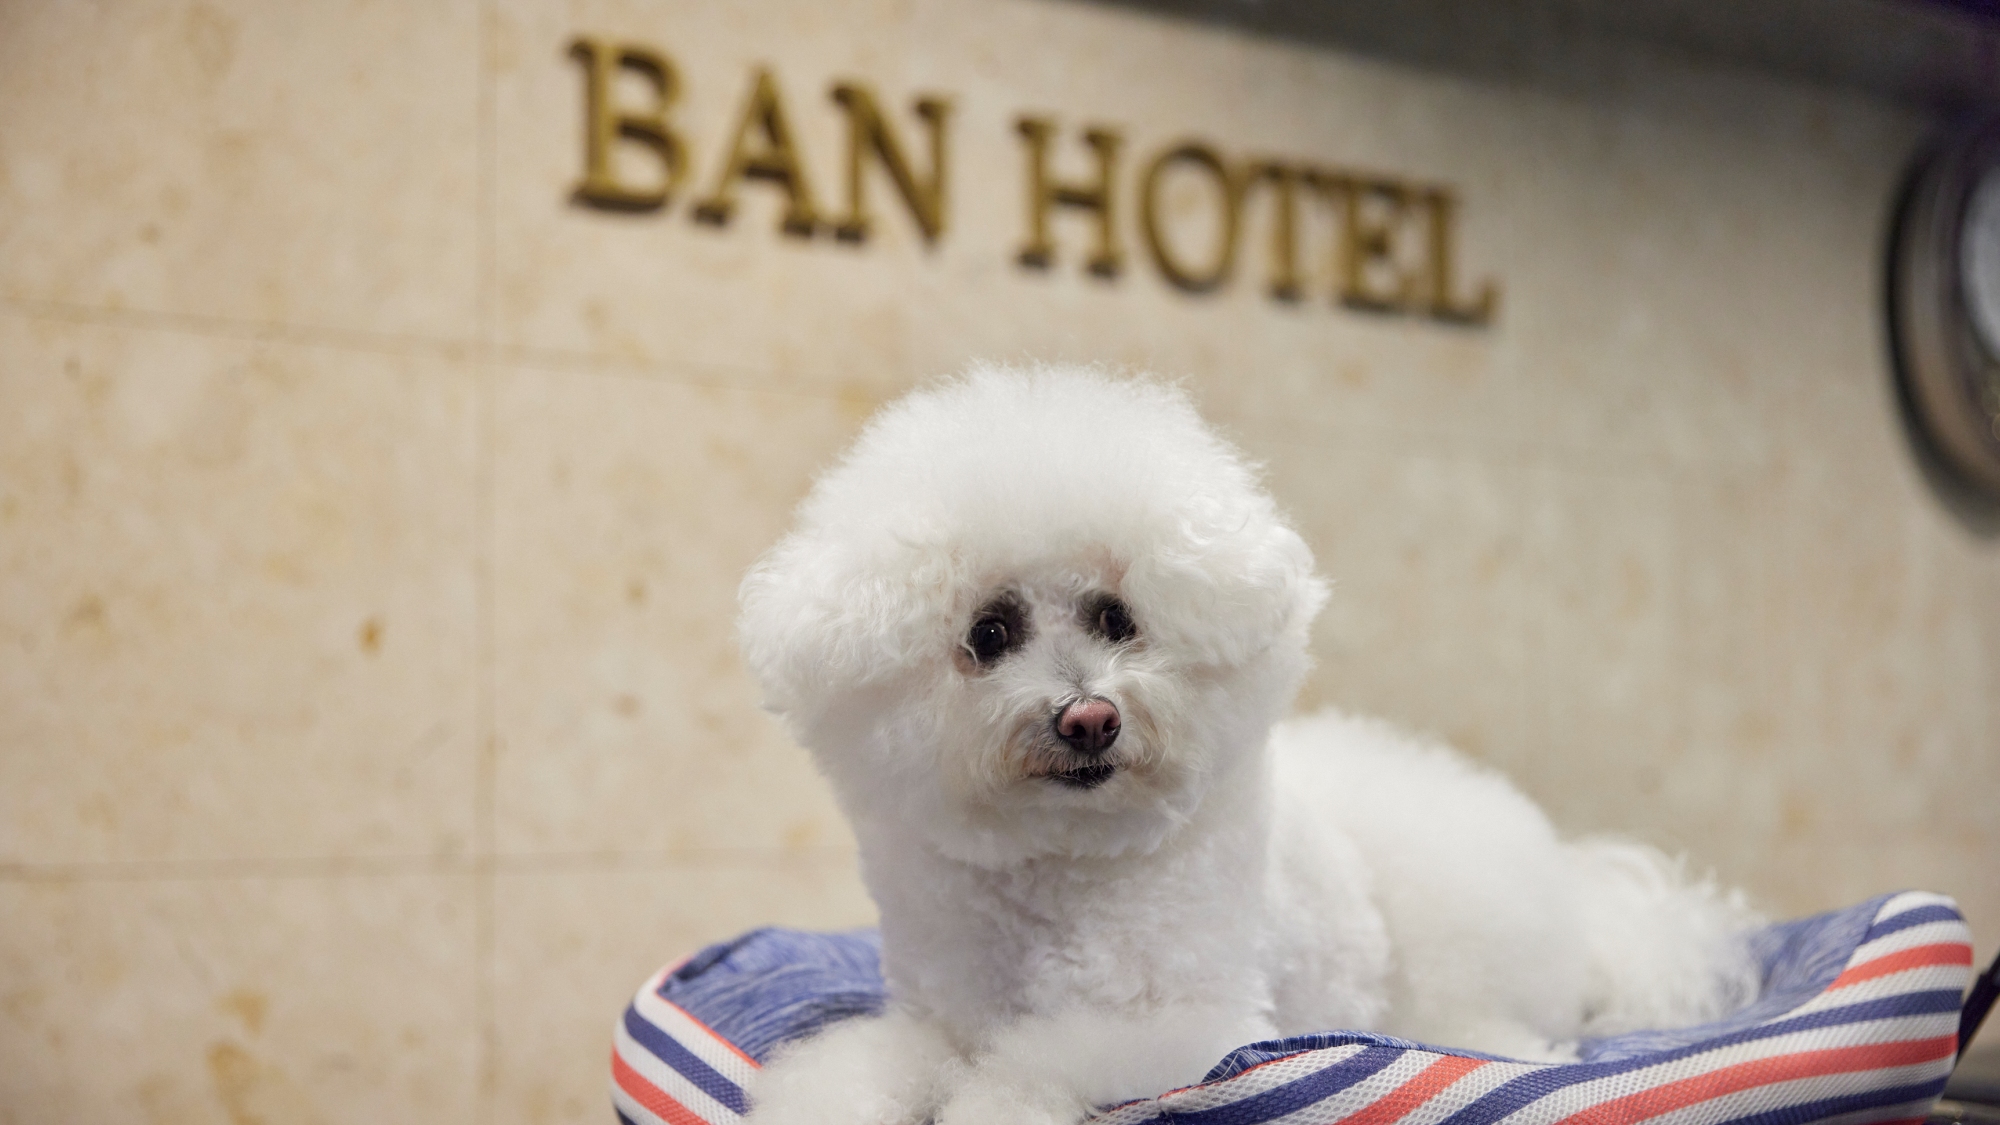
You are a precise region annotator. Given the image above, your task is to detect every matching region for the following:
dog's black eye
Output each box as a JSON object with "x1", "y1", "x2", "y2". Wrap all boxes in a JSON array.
[
  {"x1": 969, "y1": 616, "x2": 1010, "y2": 662},
  {"x1": 965, "y1": 596, "x2": 1028, "y2": 666},
  {"x1": 1088, "y1": 595, "x2": 1137, "y2": 643}
]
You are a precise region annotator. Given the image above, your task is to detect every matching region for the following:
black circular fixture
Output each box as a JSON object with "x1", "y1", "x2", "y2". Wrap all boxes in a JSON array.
[{"x1": 1891, "y1": 116, "x2": 2000, "y2": 499}]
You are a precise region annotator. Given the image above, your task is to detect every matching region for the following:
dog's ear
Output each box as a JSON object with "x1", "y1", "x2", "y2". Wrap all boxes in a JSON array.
[
  {"x1": 737, "y1": 533, "x2": 961, "y2": 721},
  {"x1": 1124, "y1": 518, "x2": 1327, "y2": 671}
]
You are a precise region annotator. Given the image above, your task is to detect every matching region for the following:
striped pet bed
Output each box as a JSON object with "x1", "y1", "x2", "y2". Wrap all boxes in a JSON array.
[{"x1": 612, "y1": 891, "x2": 1974, "y2": 1125}]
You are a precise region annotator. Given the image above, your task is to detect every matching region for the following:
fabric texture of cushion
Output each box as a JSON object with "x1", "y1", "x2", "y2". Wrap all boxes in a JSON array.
[{"x1": 610, "y1": 890, "x2": 1974, "y2": 1125}]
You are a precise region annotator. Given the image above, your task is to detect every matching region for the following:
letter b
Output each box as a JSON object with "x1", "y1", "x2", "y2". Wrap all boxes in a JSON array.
[{"x1": 569, "y1": 37, "x2": 688, "y2": 212}]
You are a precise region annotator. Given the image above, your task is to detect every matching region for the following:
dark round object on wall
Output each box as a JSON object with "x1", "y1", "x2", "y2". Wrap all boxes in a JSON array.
[{"x1": 1891, "y1": 116, "x2": 2000, "y2": 499}]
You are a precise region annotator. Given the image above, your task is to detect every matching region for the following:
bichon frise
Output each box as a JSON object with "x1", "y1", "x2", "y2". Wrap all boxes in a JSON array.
[{"x1": 737, "y1": 364, "x2": 1759, "y2": 1125}]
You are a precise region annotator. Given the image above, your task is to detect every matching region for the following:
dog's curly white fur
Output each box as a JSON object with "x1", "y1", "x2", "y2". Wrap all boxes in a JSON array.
[{"x1": 737, "y1": 364, "x2": 1759, "y2": 1125}]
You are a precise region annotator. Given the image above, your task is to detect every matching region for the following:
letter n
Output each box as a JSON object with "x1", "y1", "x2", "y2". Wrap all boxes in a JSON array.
[{"x1": 830, "y1": 84, "x2": 952, "y2": 244}]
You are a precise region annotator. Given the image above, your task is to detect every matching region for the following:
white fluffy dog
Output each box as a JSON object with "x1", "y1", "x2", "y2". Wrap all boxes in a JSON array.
[{"x1": 737, "y1": 365, "x2": 1759, "y2": 1125}]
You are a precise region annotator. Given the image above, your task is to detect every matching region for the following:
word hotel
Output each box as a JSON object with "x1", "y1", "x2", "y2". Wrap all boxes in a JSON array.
[{"x1": 570, "y1": 37, "x2": 1498, "y2": 325}]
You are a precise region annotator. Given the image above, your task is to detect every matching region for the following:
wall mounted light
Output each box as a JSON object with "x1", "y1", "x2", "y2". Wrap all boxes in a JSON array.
[{"x1": 1891, "y1": 116, "x2": 2000, "y2": 499}]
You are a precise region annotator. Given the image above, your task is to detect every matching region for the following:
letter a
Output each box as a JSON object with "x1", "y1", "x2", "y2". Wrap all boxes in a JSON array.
[{"x1": 693, "y1": 68, "x2": 822, "y2": 236}]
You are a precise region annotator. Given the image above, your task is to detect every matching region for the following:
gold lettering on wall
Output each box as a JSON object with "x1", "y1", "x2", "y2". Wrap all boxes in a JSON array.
[
  {"x1": 830, "y1": 84, "x2": 952, "y2": 244},
  {"x1": 1015, "y1": 117, "x2": 1124, "y2": 278},
  {"x1": 1328, "y1": 175, "x2": 1418, "y2": 313},
  {"x1": 693, "y1": 68, "x2": 822, "y2": 236},
  {"x1": 1241, "y1": 163, "x2": 1308, "y2": 301},
  {"x1": 569, "y1": 38, "x2": 688, "y2": 211},
  {"x1": 1139, "y1": 143, "x2": 1241, "y2": 294},
  {"x1": 1422, "y1": 188, "x2": 1497, "y2": 324},
  {"x1": 564, "y1": 36, "x2": 1499, "y2": 326}
]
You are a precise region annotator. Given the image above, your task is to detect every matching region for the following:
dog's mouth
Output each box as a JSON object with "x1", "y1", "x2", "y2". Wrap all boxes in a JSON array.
[{"x1": 1043, "y1": 762, "x2": 1119, "y2": 790}]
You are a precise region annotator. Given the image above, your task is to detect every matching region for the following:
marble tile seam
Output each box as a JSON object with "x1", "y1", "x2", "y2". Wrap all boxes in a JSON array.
[
  {"x1": 475, "y1": 2, "x2": 499, "y2": 1103},
  {"x1": 478, "y1": 342, "x2": 1767, "y2": 477},
  {"x1": 0, "y1": 847, "x2": 859, "y2": 883},
  {"x1": 16, "y1": 301, "x2": 1751, "y2": 482},
  {"x1": 0, "y1": 295, "x2": 1818, "y2": 480},
  {"x1": 502, "y1": 345, "x2": 1773, "y2": 476},
  {"x1": 1250, "y1": 424, "x2": 1763, "y2": 487},
  {"x1": 0, "y1": 294, "x2": 861, "y2": 405},
  {"x1": 0, "y1": 292, "x2": 877, "y2": 403},
  {"x1": 478, "y1": 337, "x2": 910, "y2": 401},
  {"x1": 475, "y1": 0, "x2": 499, "y2": 352},
  {"x1": 0, "y1": 295, "x2": 481, "y2": 364}
]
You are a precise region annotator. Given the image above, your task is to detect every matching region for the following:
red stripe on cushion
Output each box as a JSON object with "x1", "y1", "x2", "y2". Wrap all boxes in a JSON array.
[
  {"x1": 1340, "y1": 1055, "x2": 1490, "y2": 1125},
  {"x1": 1547, "y1": 1034, "x2": 1957, "y2": 1125},
  {"x1": 613, "y1": 1050, "x2": 718, "y2": 1125},
  {"x1": 1830, "y1": 944, "x2": 1974, "y2": 990}
]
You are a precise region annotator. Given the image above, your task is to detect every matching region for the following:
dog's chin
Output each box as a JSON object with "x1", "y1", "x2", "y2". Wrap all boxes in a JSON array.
[
  {"x1": 1023, "y1": 742, "x2": 1136, "y2": 793},
  {"x1": 1040, "y1": 761, "x2": 1120, "y2": 790}
]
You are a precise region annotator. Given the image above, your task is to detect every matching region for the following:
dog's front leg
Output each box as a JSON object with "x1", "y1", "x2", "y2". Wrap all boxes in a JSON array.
[
  {"x1": 933, "y1": 1003, "x2": 1274, "y2": 1125},
  {"x1": 747, "y1": 1009, "x2": 961, "y2": 1125}
]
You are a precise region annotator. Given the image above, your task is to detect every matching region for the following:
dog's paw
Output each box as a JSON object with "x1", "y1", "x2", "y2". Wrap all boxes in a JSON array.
[
  {"x1": 1436, "y1": 1017, "x2": 1580, "y2": 1063},
  {"x1": 932, "y1": 1075, "x2": 1089, "y2": 1125},
  {"x1": 746, "y1": 1012, "x2": 959, "y2": 1125}
]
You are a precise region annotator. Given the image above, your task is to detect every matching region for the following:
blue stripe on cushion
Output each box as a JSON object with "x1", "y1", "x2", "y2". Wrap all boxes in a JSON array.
[
  {"x1": 1169, "y1": 1046, "x2": 1405, "y2": 1125},
  {"x1": 1433, "y1": 1063, "x2": 1610, "y2": 1125},
  {"x1": 622, "y1": 1005, "x2": 749, "y2": 1113},
  {"x1": 1863, "y1": 905, "x2": 1962, "y2": 943},
  {"x1": 1713, "y1": 1077, "x2": 1948, "y2": 1125},
  {"x1": 1205, "y1": 1033, "x2": 1512, "y2": 1084},
  {"x1": 1429, "y1": 987, "x2": 1961, "y2": 1125},
  {"x1": 661, "y1": 928, "x2": 886, "y2": 1062},
  {"x1": 1591, "y1": 988, "x2": 1963, "y2": 1065}
]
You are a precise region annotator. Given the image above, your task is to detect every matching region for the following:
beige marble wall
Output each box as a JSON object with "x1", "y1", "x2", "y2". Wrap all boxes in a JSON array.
[{"x1": 2, "y1": 1, "x2": 1993, "y2": 1123}]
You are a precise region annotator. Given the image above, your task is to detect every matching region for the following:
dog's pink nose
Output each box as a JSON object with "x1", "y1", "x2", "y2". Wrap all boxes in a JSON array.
[{"x1": 1055, "y1": 699, "x2": 1121, "y2": 754}]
